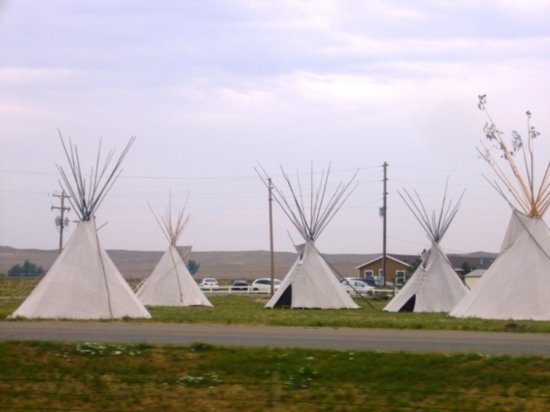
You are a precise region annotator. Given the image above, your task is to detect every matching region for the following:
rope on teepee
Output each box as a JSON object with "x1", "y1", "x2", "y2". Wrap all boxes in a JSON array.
[{"x1": 94, "y1": 220, "x2": 114, "y2": 319}]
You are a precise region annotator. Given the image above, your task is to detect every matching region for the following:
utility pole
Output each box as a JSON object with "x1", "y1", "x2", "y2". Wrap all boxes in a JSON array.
[
  {"x1": 268, "y1": 178, "x2": 275, "y2": 297},
  {"x1": 52, "y1": 191, "x2": 71, "y2": 254},
  {"x1": 382, "y1": 162, "x2": 388, "y2": 287}
]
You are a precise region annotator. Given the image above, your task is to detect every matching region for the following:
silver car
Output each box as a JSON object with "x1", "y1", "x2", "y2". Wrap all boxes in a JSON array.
[
  {"x1": 199, "y1": 278, "x2": 219, "y2": 289},
  {"x1": 251, "y1": 278, "x2": 281, "y2": 293},
  {"x1": 341, "y1": 279, "x2": 374, "y2": 296}
]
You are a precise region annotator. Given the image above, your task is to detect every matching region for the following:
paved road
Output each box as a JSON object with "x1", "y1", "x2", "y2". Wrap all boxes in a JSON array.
[{"x1": 1, "y1": 321, "x2": 549, "y2": 356}]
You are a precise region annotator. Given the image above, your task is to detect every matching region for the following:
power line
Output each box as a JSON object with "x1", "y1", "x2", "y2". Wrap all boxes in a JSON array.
[{"x1": 0, "y1": 165, "x2": 381, "y2": 181}]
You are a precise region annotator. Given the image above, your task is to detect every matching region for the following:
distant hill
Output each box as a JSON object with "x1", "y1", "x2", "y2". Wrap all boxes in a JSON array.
[
  {"x1": 0, "y1": 246, "x2": 368, "y2": 280},
  {"x1": 0, "y1": 246, "x2": 498, "y2": 281}
]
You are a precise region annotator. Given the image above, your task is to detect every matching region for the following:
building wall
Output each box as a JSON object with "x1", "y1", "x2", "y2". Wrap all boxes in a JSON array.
[
  {"x1": 357, "y1": 258, "x2": 410, "y2": 283},
  {"x1": 465, "y1": 277, "x2": 480, "y2": 289}
]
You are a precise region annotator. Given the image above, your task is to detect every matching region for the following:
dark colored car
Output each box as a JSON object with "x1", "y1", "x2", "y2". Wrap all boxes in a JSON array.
[
  {"x1": 231, "y1": 280, "x2": 249, "y2": 291},
  {"x1": 363, "y1": 277, "x2": 376, "y2": 287}
]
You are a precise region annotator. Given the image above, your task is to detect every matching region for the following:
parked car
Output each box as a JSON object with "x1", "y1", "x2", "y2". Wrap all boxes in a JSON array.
[
  {"x1": 230, "y1": 279, "x2": 249, "y2": 292},
  {"x1": 344, "y1": 277, "x2": 374, "y2": 286},
  {"x1": 199, "y1": 278, "x2": 219, "y2": 289},
  {"x1": 251, "y1": 278, "x2": 281, "y2": 293},
  {"x1": 341, "y1": 279, "x2": 375, "y2": 296},
  {"x1": 363, "y1": 276, "x2": 376, "y2": 287}
]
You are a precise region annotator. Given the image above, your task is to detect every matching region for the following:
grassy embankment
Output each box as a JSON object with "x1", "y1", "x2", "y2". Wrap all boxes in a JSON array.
[
  {"x1": 1, "y1": 340, "x2": 549, "y2": 411},
  {"x1": 2, "y1": 277, "x2": 550, "y2": 333},
  {"x1": 2, "y1": 278, "x2": 550, "y2": 411}
]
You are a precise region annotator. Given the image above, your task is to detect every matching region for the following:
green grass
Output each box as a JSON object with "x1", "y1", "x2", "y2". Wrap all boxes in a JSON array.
[
  {"x1": 146, "y1": 295, "x2": 550, "y2": 333},
  {"x1": 1, "y1": 341, "x2": 549, "y2": 411},
  {"x1": 2, "y1": 278, "x2": 550, "y2": 410},
  {"x1": 0, "y1": 277, "x2": 35, "y2": 319},
  {"x1": 3, "y1": 278, "x2": 550, "y2": 333}
]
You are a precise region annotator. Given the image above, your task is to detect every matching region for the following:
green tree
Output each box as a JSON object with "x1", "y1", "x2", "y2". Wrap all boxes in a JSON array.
[
  {"x1": 8, "y1": 264, "x2": 22, "y2": 276},
  {"x1": 407, "y1": 256, "x2": 422, "y2": 273},
  {"x1": 187, "y1": 259, "x2": 200, "y2": 276},
  {"x1": 461, "y1": 262, "x2": 475, "y2": 275},
  {"x1": 8, "y1": 260, "x2": 45, "y2": 277}
]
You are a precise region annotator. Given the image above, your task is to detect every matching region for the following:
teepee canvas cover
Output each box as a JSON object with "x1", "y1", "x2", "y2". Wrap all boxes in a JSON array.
[
  {"x1": 451, "y1": 211, "x2": 550, "y2": 320},
  {"x1": 267, "y1": 241, "x2": 359, "y2": 309},
  {"x1": 384, "y1": 185, "x2": 467, "y2": 313},
  {"x1": 137, "y1": 245, "x2": 212, "y2": 307},
  {"x1": 12, "y1": 221, "x2": 151, "y2": 319},
  {"x1": 451, "y1": 96, "x2": 550, "y2": 320},
  {"x1": 385, "y1": 242, "x2": 467, "y2": 312},
  {"x1": 11, "y1": 134, "x2": 150, "y2": 319},
  {"x1": 136, "y1": 201, "x2": 212, "y2": 307},
  {"x1": 258, "y1": 165, "x2": 359, "y2": 309}
]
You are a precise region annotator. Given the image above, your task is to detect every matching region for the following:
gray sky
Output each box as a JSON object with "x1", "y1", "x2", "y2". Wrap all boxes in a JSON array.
[{"x1": 1, "y1": 0, "x2": 549, "y2": 255}]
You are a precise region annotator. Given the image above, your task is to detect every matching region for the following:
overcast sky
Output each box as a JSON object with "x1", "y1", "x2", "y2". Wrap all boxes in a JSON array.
[{"x1": 1, "y1": 0, "x2": 549, "y2": 256}]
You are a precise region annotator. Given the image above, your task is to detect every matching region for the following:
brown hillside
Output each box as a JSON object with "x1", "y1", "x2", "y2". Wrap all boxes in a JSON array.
[
  {"x1": 0, "y1": 246, "x2": 498, "y2": 282},
  {"x1": 0, "y1": 246, "x2": 368, "y2": 281}
]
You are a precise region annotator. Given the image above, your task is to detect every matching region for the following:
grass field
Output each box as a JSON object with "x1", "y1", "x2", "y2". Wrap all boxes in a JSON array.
[
  {"x1": 2, "y1": 279, "x2": 550, "y2": 411},
  {"x1": 2, "y1": 277, "x2": 550, "y2": 333},
  {"x1": 1, "y1": 341, "x2": 549, "y2": 411}
]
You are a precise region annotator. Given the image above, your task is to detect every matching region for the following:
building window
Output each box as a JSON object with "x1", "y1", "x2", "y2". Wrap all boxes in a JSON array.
[
  {"x1": 364, "y1": 270, "x2": 374, "y2": 279},
  {"x1": 363, "y1": 270, "x2": 375, "y2": 287},
  {"x1": 376, "y1": 268, "x2": 385, "y2": 286},
  {"x1": 395, "y1": 270, "x2": 406, "y2": 286}
]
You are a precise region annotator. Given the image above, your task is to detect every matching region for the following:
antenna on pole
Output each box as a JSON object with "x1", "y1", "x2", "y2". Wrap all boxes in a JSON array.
[{"x1": 52, "y1": 191, "x2": 71, "y2": 254}]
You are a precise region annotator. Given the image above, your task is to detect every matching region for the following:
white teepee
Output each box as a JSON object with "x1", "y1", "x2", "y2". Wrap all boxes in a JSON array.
[
  {"x1": 258, "y1": 165, "x2": 359, "y2": 309},
  {"x1": 11, "y1": 134, "x2": 151, "y2": 320},
  {"x1": 451, "y1": 96, "x2": 550, "y2": 321},
  {"x1": 136, "y1": 199, "x2": 212, "y2": 307},
  {"x1": 451, "y1": 211, "x2": 550, "y2": 320},
  {"x1": 267, "y1": 241, "x2": 359, "y2": 309},
  {"x1": 384, "y1": 185, "x2": 468, "y2": 313}
]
